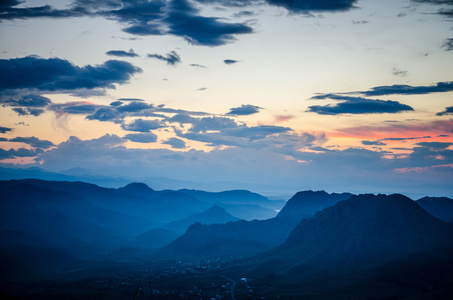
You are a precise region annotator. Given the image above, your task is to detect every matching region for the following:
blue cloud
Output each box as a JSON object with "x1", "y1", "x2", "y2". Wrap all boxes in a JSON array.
[
  {"x1": 437, "y1": 106, "x2": 453, "y2": 116},
  {"x1": 360, "y1": 81, "x2": 453, "y2": 96},
  {"x1": 0, "y1": 126, "x2": 13, "y2": 134},
  {"x1": 116, "y1": 101, "x2": 153, "y2": 113},
  {"x1": 0, "y1": 148, "x2": 41, "y2": 159},
  {"x1": 163, "y1": 137, "x2": 186, "y2": 149},
  {"x1": 266, "y1": 0, "x2": 357, "y2": 12},
  {"x1": 165, "y1": 0, "x2": 253, "y2": 46},
  {"x1": 9, "y1": 136, "x2": 55, "y2": 149},
  {"x1": 121, "y1": 118, "x2": 164, "y2": 132},
  {"x1": 224, "y1": 59, "x2": 239, "y2": 65},
  {"x1": 362, "y1": 140, "x2": 387, "y2": 146},
  {"x1": 86, "y1": 107, "x2": 120, "y2": 121},
  {"x1": 106, "y1": 49, "x2": 139, "y2": 57},
  {"x1": 222, "y1": 125, "x2": 291, "y2": 140},
  {"x1": 308, "y1": 95, "x2": 414, "y2": 115},
  {"x1": 190, "y1": 117, "x2": 238, "y2": 133},
  {"x1": 416, "y1": 142, "x2": 453, "y2": 149},
  {"x1": 147, "y1": 51, "x2": 181, "y2": 65},
  {"x1": 227, "y1": 104, "x2": 262, "y2": 115},
  {"x1": 0, "y1": 56, "x2": 142, "y2": 93},
  {"x1": 7, "y1": 94, "x2": 51, "y2": 107},
  {"x1": 12, "y1": 107, "x2": 45, "y2": 116},
  {"x1": 123, "y1": 132, "x2": 158, "y2": 143}
]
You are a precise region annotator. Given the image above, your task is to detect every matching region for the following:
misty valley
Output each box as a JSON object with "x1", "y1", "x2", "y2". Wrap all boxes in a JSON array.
[{"x1": 1, "y1": 179, "x2": 453, "y2": 299}]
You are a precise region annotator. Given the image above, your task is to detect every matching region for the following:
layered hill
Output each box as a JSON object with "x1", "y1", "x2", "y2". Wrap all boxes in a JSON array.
[
  {"x1": 242, "y1": 193, "x2": 453, "y2": 298},
  {"x1": 417, "y1": 196, "x2": 453, "y2": 223},
  {"x1": 161, "y1": 190, "x2": 352, "y2": 259}
]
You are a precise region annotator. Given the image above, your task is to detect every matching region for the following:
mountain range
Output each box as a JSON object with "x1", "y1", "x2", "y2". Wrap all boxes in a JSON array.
[{"x1": 1, "y1": 178, "x2": 453, "y2": 299}]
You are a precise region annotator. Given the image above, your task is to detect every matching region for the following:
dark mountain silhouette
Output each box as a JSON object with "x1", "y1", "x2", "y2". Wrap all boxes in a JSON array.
[
  {"x1": 276, "y1": 190, "x2": 353, "y2": 223},
  {"x1": 417, "y1": 196, "x2": 453, "y2": 223},
  {"x1": 215, "y1": 203, "x2": 278, "y2": 221},
  {"x1": 133, "y1": 228, "x2": 180, "y2": 249},
  {"x1": 179, "y1": 189, "x2": 285, "y2": 215},
  {"x1": 159, "y1": 191, "x2": 349, "y2": 259},
  {"x1": 241, "y1": 194, "x2": 453, "y2": 298},
  {"x1": 163, "y1": 205, "x2": 241, "y2": 234},
  {"x1": 117, "y1": 182, "x2": 156, "y2": 198},
  {"x1": 10, "y1": 179, "x2": 209, "y2": 222}
]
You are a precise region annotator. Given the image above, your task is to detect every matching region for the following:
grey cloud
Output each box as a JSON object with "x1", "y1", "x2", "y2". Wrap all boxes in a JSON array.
[
  {"x1": 360, "y1": 81, "x2": 453, "y2": 96},
  {"x1": 308, "y1": 95, "x2": 414, "y2": 115},
  {"x1": 437, "y1": 106, "x2": 453, "y2": 116},
  {"x1": 190, "y1": 64, "x2": 207, "y2": 68},
  {"x1": 168, "y1": 113, "x2": 198, "y2": 124},
  {"x1": 106, "y1": 49, "x2": 139, "y2": 57},
  {"x1": 163, "y1": 137, "x2": 186, "y2": 149},
  {"x1": 118, "y1": 98, "x2": 145, "y2": 102},
  {"x1": 442, "y1": 38, "x2": 453, "y2": 51},
  {"x1": 121, "y1": 118, "x2": 163, "y2": 132},
  {"x1": 392, "y1": 68, "x2": 408, "y2": 77},
  {"x1": 12, "y1": 107, "x2": 45, "y2": 116},
  {"x1": 123, "y1": 132, "x2": 158, "y2": 143},
  {"x1": 6, "y1": 94, "x2": 51, "y2": 107},
  {"x1": 49, "y1": 102, "x2": 104, "y2": 115},
  {"x1": 0, "y1": 126, "x2": 12, "y2": 133},
  {"x1": 381, "y1": 136, "x2": 431, "y2": 141},
  {"x1": 147, "y1": 51, "x2": 181, "y2": 65},
  {"x1": 227, "y1": 104, "x2": 262, "y2": 115},
  {"x1": 86, "y1": 107, "x2": 120, "y2": 121},
  {"x1": 110, "y1": 101, "x2": 123, "y2": 107},
  {"x1": 221, "y1": 125, "x2": 291, "y2": 140},
  {"x1": 416, "y1": 141, "x2": 453, "y2": 149},
  {"x1": 9, "y1": 136, "x2": 55, "y2": 149},
  {"x1": 265, "y1": 0, "x2": 357, "y2": 13},
  {"x1": 116, "y1": 101, "x2": 153, "y2": 113},
  {"x1": 0, "y1": 148, "x2": 40, "y2": 159},
  {"x1": 190, "y1": 116, "x2": 238, "y2": 132},
  {"x1": 362, "y1": 140, "x2": 387, "y2": 146}
]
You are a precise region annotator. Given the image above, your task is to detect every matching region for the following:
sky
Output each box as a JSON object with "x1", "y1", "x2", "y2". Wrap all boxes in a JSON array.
[{"x1": 0, "y1": 0, "x2": 452, "y2": 197}]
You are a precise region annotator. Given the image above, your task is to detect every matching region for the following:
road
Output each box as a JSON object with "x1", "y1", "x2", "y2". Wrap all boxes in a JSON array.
[{"x1": 219, "y1": 275, "x2": 237, "y2": 300}]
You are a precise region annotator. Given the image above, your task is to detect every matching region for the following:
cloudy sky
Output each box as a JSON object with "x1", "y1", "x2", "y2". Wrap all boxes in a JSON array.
[{"x1": 1, "y1": 0, "x2": 452, "y2": 197}]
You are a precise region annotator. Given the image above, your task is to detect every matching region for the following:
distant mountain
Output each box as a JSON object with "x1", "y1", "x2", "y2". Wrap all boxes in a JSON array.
[
  {"x1": 117, "y1": 182, "x2": 157, "y2": 198},
  {"x1": 159, "y1": 190, "x2": 347, "y2": 260},
  {"x1": 163, "y1": 205, "x2": 241, "y2": 234},
  {"x1": 417, "y1": 196, "x2": 453, "y2": 223},
  {"x1": 178, "y1": 189, "x2": 286, "y2": 211},
  {"x1": 133, "y1": 228, "x2": 180, "y2": 249},
  {"x1": 276, "y1": 190, "x2": 353, "y2": 222}
]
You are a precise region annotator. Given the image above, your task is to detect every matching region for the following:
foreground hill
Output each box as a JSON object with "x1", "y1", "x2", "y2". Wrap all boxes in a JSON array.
[{"x1": 241, "y1": 193, "x2": 453, "y2": 298}]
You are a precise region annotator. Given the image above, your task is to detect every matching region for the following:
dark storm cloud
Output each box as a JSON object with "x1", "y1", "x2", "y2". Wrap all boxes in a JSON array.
[
  {"x1": 9, "y1": 136, "x2": 55, "y2": 149},
  {"x1": 0, "y1": 126, "x2": 12, "y2": 134},
  {"x1": 442, "y1": 38, "x2": 453, "y2": 51},
  {"x1": 106, "y1": 49, "x2": 139, "y2": 57},
  {"x1": 0, "y1": 56, "x2": 142, "y2": 93},
  {"x1": 163, "y1": 137, "x2": 186, "y2": 149},
  {"x1": 121, "y1": 118, "x2": 164, "y2": 132},
  {"x1": 193, "y1": 0, "x2": 256, "y2": 7},
  {"x1": 307, "y1": 95, "x2": 414, "y2": 115},
  {"x1": 165, "y1": 0, "x2": 253, "y2": 46},
  {"x1": 123, "y1": 132, "x2": 158, "y2": 143},
  {"x1": 147, "y1": 51, "x2": 181, "y2": 65},
  {"x1": 362, "y1": 140, "x2": 387, "y2": 146},
  {"x1": 360, "y1": 81, "x2": 453, "y2": 96},
  {"x1": 227, "y1": 104, "x2": 262, "y2": 115},
  {"x1": 265, "y1": 0, "x2": 358, "y2": 12},
  {"x1": 224, "y1": 59, "x2": 239, "y2": 65},
  {"x1": 437, "y1": 106, "x2": 453, "y2": 116}
]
